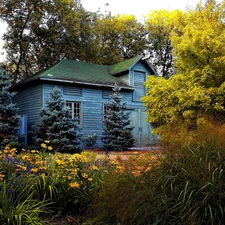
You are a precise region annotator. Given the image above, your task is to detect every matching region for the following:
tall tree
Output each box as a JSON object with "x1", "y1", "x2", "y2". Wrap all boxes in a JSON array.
[
  {"x1": 0, "y1": 0, "x2": 91, "y2": 82},
  {"x1": 35, "y1": 87, "x2": 81, "y2": 153},
  {"x1": 172, "y1": 0, "x2": 225, "y2": 87},
  {"x1": 0, "y1": 70, "x2": 20, "y2": 149},
  {"x1": 142, "y1": 0, "x2": 225, "y2": 139},
  {"x1": 94, "y1": 13, "x2": 147, "y2": 65},
  {"x1": 144, "y1": 9, "x2": 185, "y2": 76},
  {"x1": 101, "y1": 84, "x2": 134, "y2": 151}
]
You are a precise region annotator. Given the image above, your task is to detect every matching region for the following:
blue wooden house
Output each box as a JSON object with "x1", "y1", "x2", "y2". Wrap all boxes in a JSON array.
[{"x1": 12, "y1": 55, "x2": 158, "y2": 148}]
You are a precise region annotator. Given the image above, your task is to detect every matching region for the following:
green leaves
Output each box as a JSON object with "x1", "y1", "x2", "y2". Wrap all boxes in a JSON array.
[{"x1": 142, "y1": 1, "x2": 225, "y2": 138}]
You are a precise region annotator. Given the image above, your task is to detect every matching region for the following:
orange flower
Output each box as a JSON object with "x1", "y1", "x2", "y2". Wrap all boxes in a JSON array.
[
  {"x1": 69, "y1": 182, "x2": 80, "y2": 188},
  {"x1": 30, "y1": 168, "x2": 38, "y2": 173}
]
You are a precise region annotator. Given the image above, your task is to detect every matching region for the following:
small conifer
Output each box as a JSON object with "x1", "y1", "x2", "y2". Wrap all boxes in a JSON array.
[
  {"x1": 101, "y1": 84, "x2": 134, "y2": 151},
  {"x1": 35, "y1": 87, "x2": 81, "y2": 153},
  {"x1": 0, "y1": 70, "x2": 20, "y2": 149}
]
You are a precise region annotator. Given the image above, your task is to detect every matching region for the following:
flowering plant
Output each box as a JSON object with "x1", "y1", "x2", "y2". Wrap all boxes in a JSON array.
[{"x1": 82, "y1": 133, "x2": 98, "y2": 149}]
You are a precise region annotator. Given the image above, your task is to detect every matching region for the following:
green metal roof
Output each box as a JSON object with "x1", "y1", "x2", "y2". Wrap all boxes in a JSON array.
[
  {"x1": 108, "y1": 55, "x2": 142, "y2": 75},
  {"x1": 14, "y1": 55, "x2": 149, "y2": 89}
]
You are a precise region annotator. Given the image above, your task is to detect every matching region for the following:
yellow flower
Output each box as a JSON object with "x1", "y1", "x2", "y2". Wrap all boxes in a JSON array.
[
  {"x1": 63, "y1": 175, "x2": 71, "y2": 180},
  {"x1": 69, "y1": 182, "x2": 80, "y2": 188},
  {"x1": 35, "y1": 160, "x2": 44, "y2": 165},
  {"x1": 55, "y1": 159, "x2": 63, "y2": 165},
  {"x1": 70, "y1": 169, "x2": 77, "y2": 175},
  {"x1": 45, "y1": 140, "x2": 50, "y2": 144},
  {"x1": 41, "y1": 143, "x2": 47, "y2": 149},
  {"x1": 88, "y1": 178, "x2": 93, "y2": 182},
  {"x1": 47, "y1": 146, "x2": 53, "y2": 151},
  {"x1": 82, "y1": 173, "x2": 88, "y2": 178},
  {"x1": 31, "y1": 150, "x2": 38, "y2": 153},
  {"x1": 89, "y1": 165, "x2": 99, "y2": 171}
]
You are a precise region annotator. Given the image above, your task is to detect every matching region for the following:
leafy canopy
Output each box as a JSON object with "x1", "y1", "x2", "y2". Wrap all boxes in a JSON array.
[{"x1": 142, "y1": 0, "x2": 225, "y2": 139}]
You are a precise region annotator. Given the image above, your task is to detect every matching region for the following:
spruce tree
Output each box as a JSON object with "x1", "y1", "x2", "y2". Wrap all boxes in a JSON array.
[
  {"x1": 101, "y1": 84, "x2": 134, "y2": 151},
  {"x1": 0, "y1": 70, "x2": 20, "y2": 149},
  {"x1": 36, "y1": 87, "x2": 81, "y2": 153}
]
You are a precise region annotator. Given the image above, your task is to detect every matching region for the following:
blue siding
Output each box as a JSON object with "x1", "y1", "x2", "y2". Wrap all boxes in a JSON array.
[{"x1": 13, "y1": 84, "x2": 43, "y2": 130}]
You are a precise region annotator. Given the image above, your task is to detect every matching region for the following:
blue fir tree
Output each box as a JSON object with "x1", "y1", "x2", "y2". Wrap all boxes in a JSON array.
[
  {"x1": 35, "y1": 87, "x2": 81, "y2": 153},
  {"x1": 101, "y1": 84, "x2": 134, "y2": 151},
  {"x1": 0, "y1": 70, "x2": 20, "y2": 149}
]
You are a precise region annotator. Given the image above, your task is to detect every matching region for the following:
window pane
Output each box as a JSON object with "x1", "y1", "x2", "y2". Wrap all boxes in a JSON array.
[{"x1": 66, "y1": 101, "x2": 81, "y2": 125}]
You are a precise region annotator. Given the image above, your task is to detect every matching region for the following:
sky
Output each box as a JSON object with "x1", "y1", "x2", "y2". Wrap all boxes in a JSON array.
[{"x1": 0, "y1": 0, "x2": 219, "y2": 62}]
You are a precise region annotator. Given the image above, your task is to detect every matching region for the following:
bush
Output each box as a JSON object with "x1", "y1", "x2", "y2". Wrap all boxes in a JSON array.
[{"x1": 159, "y1": 118, "x2": 225, "y2": 153}]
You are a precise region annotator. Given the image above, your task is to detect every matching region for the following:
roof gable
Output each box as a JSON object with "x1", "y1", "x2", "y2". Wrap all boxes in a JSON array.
[{"x1": 108, "y1": 55, "x2": 142, "y2": 75}]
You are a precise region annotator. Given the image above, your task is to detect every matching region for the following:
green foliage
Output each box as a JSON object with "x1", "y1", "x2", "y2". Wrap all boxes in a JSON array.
[
  {"x1": 0, "y1": 70, "x2": 20, "y2": 149},
  {"x1": 82, "y1": 133, "x2": 98, "y2": 149},
  {"x1": 101, "y1": 84, "x2": 134, "y2": 151},
  {"x1": 35, "y1": 86, "x2": 81, "y2": 153},
  {"x1": 1, "y1": 141, "x2": 225, "y2": 224},
  {"x1": 144, "y1": 9, "x2": 184, "y2": 76},
  {"x1": 142, "y1": 1, "x2": 225, "y2": 137},
  {"x1": 0, "y1": 148, "x2": 109, "y2": 218},
  {"x1": 0, "y1": 180, "x2": 51, "y2": 225},
  {"x1": 94, "y1": 13, "x2": 146, "y2": 65},
  {"x1": 0, "y1": 0, "x2": 147, "y2": 82}
]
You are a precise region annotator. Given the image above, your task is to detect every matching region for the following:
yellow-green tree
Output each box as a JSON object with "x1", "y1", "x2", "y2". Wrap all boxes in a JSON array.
[
  {"x1": 142, "y1": 0, "x2": 225, "y2": 143},
  {"x1": 144, "y1": 9, "x2": 185, "y2": 76},
  {"x1": 94, "y1": 13, "x2": 146, "y2": 65}
]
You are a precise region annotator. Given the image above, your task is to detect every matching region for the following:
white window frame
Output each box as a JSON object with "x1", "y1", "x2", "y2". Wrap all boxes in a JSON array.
[{"x1": 66, "y1": 101, "x2": 82, "y2": 125}]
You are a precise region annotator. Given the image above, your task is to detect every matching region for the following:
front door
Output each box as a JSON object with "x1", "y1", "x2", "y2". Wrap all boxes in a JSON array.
[{"x1": 130, "y1": 109, "x2": 157, "y2": 147}]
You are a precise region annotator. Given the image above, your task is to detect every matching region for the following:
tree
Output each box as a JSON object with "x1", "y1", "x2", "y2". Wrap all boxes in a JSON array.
[
  {"x1": 0, "y1": 70, "x2": 20, "y2": 149},
  {"x1": 172, "y1": 0, "x2": 225, "y2": 87},
  {"x1": 101, "y1": 84, "x2": 134, "y2": 151},
  {"x1": 35, "y1": 87, "x2": 81, "y2": 153},
  {"x1": 144, "y1": 9, "x2": 185, "y2": 76},
  {"x1": 94, "y1": 13, "x2": 147, "y2": 65},
  {"x1": 0, "y1": 0, "x2": 91, "y2": 82},
  {"x1": 142, "y1": 0, "x2": 225, "y2": 140}
]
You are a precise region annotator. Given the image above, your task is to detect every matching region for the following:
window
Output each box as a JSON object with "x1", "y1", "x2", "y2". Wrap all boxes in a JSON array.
[
  {"x1": 103, "y1": 103, "x2": 110, "y2": 120},
  {"x1": 66, "y1": 101, "x2": 82, "y2": 125}
]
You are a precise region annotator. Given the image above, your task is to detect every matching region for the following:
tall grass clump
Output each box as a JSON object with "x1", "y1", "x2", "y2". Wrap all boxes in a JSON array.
[
  {"x1": 0, "y1": 179, "x2": 51, "y2": 225},
  {"x1": 86, "y1": 143, "x2": 225, "y2": 224}
]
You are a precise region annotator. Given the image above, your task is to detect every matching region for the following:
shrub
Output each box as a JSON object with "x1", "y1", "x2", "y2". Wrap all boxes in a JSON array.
[{"x1": 159, "y1": 118, "x2": 225, "y2": 153}]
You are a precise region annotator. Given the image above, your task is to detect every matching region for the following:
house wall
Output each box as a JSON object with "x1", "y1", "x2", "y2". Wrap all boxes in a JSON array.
[{"x1": 13, "y1": 84, "x2": 43, "y2": 131}]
